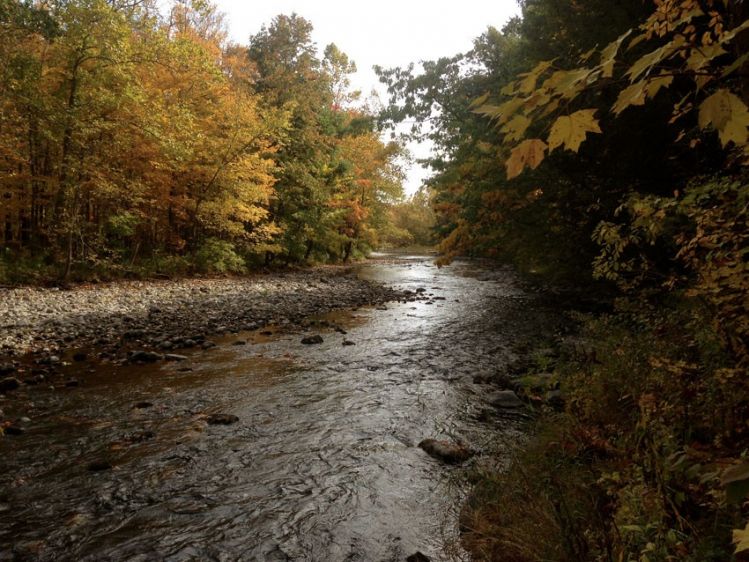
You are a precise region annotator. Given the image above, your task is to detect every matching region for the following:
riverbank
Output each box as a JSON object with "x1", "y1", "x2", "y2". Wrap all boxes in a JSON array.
[{"x1": 0, "y1": 266, "x2": 413, "y2": 366}]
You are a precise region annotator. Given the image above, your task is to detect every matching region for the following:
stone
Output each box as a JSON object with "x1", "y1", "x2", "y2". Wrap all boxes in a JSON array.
[
  {"x1": 164, "y1": 354, "x2": 188, "y2": 362},
  {"x1": 65, "y1": 379, "x2": 79, "y2": 388},
  {"x1": 0, "y1": 364, "x2": 17, "y2": 376},
  {"x1": 418, "y1": 439, "x2": 473, "y2": 464},
  {"x1": 0, "y1": 377, "x2": 21, "y2": 393},
  {"x1": 342, "y1": 340, "x2": 356, "y2": 346},
  {"x1": 407, "y1": 553, "x2": 431, "y2": 562},
  {"x1": 129, "y1": 350, "x2": 163, "y2": 363},
  {"x1": 4, "y1": 426, "x2": 24, "y2": 436},
  {"x1": 205, "y1": 414, "x2": 239, "y2": 425},
  {"x1": 488, "y1": 390, "x2": 524, "y2": 409},
  {"x1": 87, "y1": 460, "x2": 113, "y2": 472},
  {"x1": 301, "y1": 335, "x2": 323, "y2": 345},
  {"x1": 134, "y1": 401, "x2": 153, "y2": 409}
]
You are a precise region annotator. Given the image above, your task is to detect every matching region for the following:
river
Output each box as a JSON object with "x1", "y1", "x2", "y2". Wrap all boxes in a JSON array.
[{"x1": 0, "y1": 254, "x2": 557, "y2": 561}]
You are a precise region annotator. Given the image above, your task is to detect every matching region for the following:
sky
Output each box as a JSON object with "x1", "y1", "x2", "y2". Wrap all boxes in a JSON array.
[{"x1": 213, "y1": 0, "x2": 521, "y2": 195}]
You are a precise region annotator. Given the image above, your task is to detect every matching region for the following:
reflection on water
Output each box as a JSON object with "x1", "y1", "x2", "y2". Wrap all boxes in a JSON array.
[{"x1": 0, "y1": 255, "x2": 555, "y2": 561}]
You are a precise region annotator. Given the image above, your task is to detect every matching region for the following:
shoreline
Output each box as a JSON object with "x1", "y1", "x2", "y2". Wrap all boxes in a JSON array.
[{"x1": 0, "y1": 265, "x2": 413, "y2": 371}]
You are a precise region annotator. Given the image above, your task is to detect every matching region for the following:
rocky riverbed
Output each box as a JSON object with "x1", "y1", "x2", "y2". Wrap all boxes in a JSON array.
[
  {"x1": 0, "y1": 267, "x2": 415, "y2": 366},
  {"x1": 0, "y1": 255, "x2": 568, "y2": 561}
]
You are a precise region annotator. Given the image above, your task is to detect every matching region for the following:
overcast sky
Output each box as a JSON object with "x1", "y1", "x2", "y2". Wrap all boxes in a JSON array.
[{"x1": 214, "y1": 0, "x2": 521, "y2": 194}]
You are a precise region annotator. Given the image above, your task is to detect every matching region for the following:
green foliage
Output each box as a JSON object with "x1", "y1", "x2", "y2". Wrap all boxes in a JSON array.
[{"x1": 193, "y1": 238, "x2": 246, "y2": 274}]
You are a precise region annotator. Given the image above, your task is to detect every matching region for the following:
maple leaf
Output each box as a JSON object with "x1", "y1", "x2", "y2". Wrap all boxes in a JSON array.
[
  {"x1": 547, "y1": 109, "x2": 602, "y2": 152},
  {"x1": 613, "y1": 81, "x2": 647, "y2": 115},
  {"x1": 501, "y1": 114, "x2": 531, "y2": 142},
  {"x1": 698, "y1": 89, "x2": 749, "y2": 147},
  {"x1": 506, "y1": 139, "x2": 547, "y2": 179}
]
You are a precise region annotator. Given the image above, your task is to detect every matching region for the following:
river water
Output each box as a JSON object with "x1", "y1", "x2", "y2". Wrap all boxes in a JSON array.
[{"x1": 0, "y1": 254, "x2": 556, "y2": 561}]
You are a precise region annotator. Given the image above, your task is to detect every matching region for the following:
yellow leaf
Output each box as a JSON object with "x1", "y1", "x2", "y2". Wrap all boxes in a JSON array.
[
  {"x1": 686, "y1": 43, "x2": 727, "y2": 73},
  {"x1": 627, "y1": 36, "x2": 686, "y2": 82},
  {"x1": 734, "y1": 523, "x2": 749, "y2": 553},
  {"x1": 517, "y1": 60, "x2": 554, "y2": 94},
  {"x1": 644, "y1": 73, "x2": 674, "y2": 99},
  {"x1": 547, "y1": 109, "x2": 602, "y2": 152},
  {"x1": 475, "y1": 97, "x2": 525, "y2": 126},
  {"x1": 542, "y1": 68, "x2": 593, "y2": 99},
  {"x1": 613, "y1": 81, "x2": 647, "y2": 115},
  {"x1": 501, "y1": 114, "x2": 531, "y2": 142},
  {"x1": 506, "y1": 139, "x2": 548, "y2": 179},
  {"x1": 579, "y1": 47, "x2": 597, "y2": 63},
  {"x1": 600, "y1": 30, "x2": 631, "y2": 78},
  {"x1": 698, "y1": 89, "x2": 749, "y2": 147},
  {"x1": 470, "y1": 92, "x2": 490, "y2": 108}
]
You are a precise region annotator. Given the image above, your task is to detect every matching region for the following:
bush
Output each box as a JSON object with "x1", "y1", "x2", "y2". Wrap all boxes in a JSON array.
[{"x1": 192, "y1": 238, "x2": 247, "y2": 274}]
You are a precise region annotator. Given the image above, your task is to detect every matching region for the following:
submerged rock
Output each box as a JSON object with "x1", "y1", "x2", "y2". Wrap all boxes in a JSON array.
[
  {"x1": 129, "y1": 350, "x2": 163, "y2": 363},
  {"x1": 407, "y1": 553, "x2": 431, "y2": 562},
  {"x1": 205, "y1": 413, "x2": 239, "y2": 425},
  {"x1": 4, "y1": 425, "x2": 24, "y2": 436},
  {"x1": 301, "y1": 335, "x2": 323, "y2": 345},
  {"x1": 0, "y1": 377, "x2": 21, "y2": 393},
  {"x1": 488, "y1": 390, "x2": 524, "y2": 409},
  {"x1": 418, "y1": 439, "x2": 473, "y2": 464},
  {"x1": 87, "y1": 460, "x2": 113, "y2": 472}
]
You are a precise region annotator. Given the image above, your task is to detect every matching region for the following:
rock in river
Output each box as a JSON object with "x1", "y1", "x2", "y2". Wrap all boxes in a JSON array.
[
  {"x1": 407, "y1": 553, "x2": 431, "y2": 562},
  {"x1": 301, "y1": 335, "x2": 323, "y2": 345},
  {"x1": 0, "y1": 377, "x2": 21, "y2": 393},
  {"x1": 488, "y1": 390, "x2": 524, "y2": 409},
  {"x1": 205, "y1": 414, "x2": 239, "y2": 425},
  {"x1": 418, "y1": 439, "x2": 473, "y2": 464}
]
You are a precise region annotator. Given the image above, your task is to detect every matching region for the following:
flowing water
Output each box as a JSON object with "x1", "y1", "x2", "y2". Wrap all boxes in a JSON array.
[{"x1": 0, "y1": 254, "x2": 557, "y2": 561}]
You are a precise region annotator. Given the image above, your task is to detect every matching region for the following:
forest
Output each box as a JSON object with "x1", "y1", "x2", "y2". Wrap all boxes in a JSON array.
[
  {"x1": 1, "y1": 0, "x2": 749, "y2": 561},
  {"x1": 0, "y1": 0, "x2": 436, "y2": 283},
  {"x1": 375, "y1": 0, "x2": 749, "y2": 560}
]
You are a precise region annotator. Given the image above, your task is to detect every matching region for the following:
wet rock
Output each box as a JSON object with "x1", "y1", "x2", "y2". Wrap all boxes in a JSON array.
[
  {"x1": 418, "y1": 439, "x2": 473, "y2": 464},
  {"x1": 233, "y1": 340, "x2": 247, "y2": 346},
  {"x1": 87, "y1": 460, "x2": 113, "y2": 472},
  {"x1": 407, "y1": 553, "x2": 431, "y2": 562},
  {"x1": 0, "y1": 377, "x2": 21, "y2": 393},
  {"x1": 129, "y1": 350, "x2": 163, "y2": 363},
  {"x1": 0, "y1": 364, "x2": 17, "y2": 376},
  {"x1": 546, "y1": 389, "x2": 565, "y2": 410},
  {"x1": 201, "y1": 341, "x2": 216, "y2": 350},
  {"x1": 4, "y1": 425, "x2": 24, "y2": 436},
  {"x1": 133, "y1": 401, "x2": 153, "y2": 409},
  {"x1": 342, "y1": 340, "x2": 356, "y2": 346},
  {"x1": 301, "y1": 335, "x2": 323, "y2": 345},
  {"x1": 19, "y1": 417, "x2": 31, "y2": 423},
  {"x1": 164, "y1": 354, "x2": 188, "y2": 362},
  {"x1": 128, "y1": 430, "x2": 155, "y2": 442},
  {"x1": 488, "y1": 390, "x2": 524, "y2": 409},
  {"x1": 205, "y1": 413, "x2": 239, "y2": 425}
]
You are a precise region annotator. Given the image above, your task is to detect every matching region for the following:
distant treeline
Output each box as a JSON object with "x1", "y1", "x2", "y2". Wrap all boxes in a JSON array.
[{"x1": 0, "y1": 0, "x2": 428, "y2": 282}]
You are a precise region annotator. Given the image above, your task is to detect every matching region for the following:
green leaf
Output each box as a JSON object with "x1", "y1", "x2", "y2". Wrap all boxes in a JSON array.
[{"x1": 722, "y1": 462, "x2": 749, "y2": 504}]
